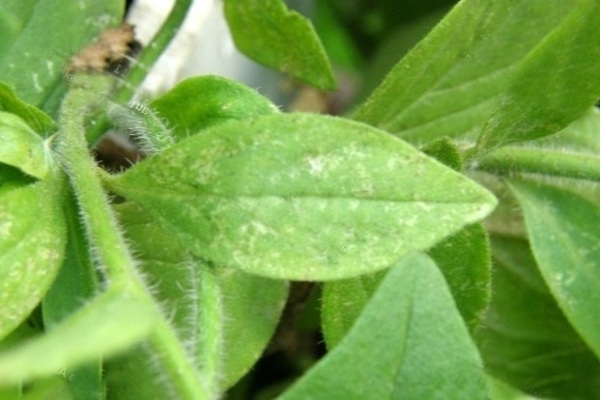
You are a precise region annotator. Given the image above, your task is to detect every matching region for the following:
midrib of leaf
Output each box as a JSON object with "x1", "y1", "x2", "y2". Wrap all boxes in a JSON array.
[
  {"x1": 389, "y1": 279, "x2": 416, "y2": 398},
  {"x1": 355, "y1": 0, "x2": 582, "y2": 140}
]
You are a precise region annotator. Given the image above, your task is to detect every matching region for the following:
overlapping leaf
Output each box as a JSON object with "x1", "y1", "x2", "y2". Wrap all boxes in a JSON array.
[
  {"x1": 105, "y1": 202, "x2": 288, "y2": 397},
  {"x1": 509, "y1": 181, "x2": 600, "y2": 360},
  {"x1": 477, "y1": 235, "x2": 600, "y2": 398},
  {"x1": 0, "y1": 288, "x2": 156, "y2": 386},
  {"x1": 105, "y1": 113, "x2": 496, "y2": 280},
  {"x1": 354, "y1": 0, "x2": 590, "y2": 145},
  {"x1": 282, "y1": 253, "x2": 488, "y2": 399}
]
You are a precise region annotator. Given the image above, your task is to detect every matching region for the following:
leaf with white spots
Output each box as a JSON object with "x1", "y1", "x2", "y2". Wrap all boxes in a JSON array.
[
  {"x1": 106, "y1": 113, "x2": 497, "y2": 280},
  {"x1": 0, "y1": 111, "x2": 50, "y2": 180},
  {"x1": 509, "y1": 180, "x2": 600, "y2": 360},
  {"x1": 0, "y1": 179, "x2": 66, "y2": 340}
]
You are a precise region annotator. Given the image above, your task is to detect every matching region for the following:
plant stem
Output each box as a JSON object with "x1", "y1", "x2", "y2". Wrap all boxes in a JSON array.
[
  {"x1": 56, "y1": 75, "x2": 209, "y2": 400},
  {"x1": 86, "y1": 0, "x2": 194, "y2": 144},
  {"x1": 475, "y1": 147, "x2": 600, "y2": 183}
]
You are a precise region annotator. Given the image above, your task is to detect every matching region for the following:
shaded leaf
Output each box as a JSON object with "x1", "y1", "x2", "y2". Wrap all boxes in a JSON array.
[
  {"x1": 477, "y1": 234, "x2": 600, "y2": 398},
  {"x1": 282, "y1": 253, "x2": 488, "y2": 399},
  {"x1": 354, "y1": 0, "x2": 586, "y2": 145},
  {"x1": 0, "y1": 288, "x2": 156, "y2": 386},
  {"x1": 0, "y1": 112, "x2": 49, "y2": 180},
  {"x1": 150, "y1": 75, "x2": 279, "y2": 141},
  {"x1": 106, "y1": 113, "x2": 496, "y2": 280},
  {"x1": 224, "y1": 0, "x2": 336, "y2": 90},
  {"x1": 508, "y1": 181, "x2": 600, "y2": 360},
  {"x1": 476, "y1": 1, "x2": 600, "y2": 153}
]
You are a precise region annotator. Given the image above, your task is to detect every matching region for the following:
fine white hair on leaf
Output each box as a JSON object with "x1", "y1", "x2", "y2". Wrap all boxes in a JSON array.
[{"x1": 107, "y1": 101, "x2": 174, "y2": 155}]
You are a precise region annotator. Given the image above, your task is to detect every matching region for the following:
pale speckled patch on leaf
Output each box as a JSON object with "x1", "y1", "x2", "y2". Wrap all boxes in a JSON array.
[
  {"x1": 0, "y1": 181, "x2": 66, "y2": 340},
  {"x1": 107, "y1": 113, "x2": 496, "y2": 280}
]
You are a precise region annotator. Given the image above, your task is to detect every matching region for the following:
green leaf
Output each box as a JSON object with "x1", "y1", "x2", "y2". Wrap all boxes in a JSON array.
[
  {"x1": 224, "y1": 0, "x2": 336, "y2": 90},
  {"x1": 105, "y1": 113, "x2": 496, "y2": 280},
  {"x1": 476, "y1": 1, "x2": 600, "y2": 153},
  {"x1": 353, "y1": 0, "x2": 587, "y2": 144},
  {"x1": 0, "y1": 6, "x2": 20, "y2": 57},
  {"x1": 149, "y1": 75, "x2": 280, "y2": 141},
  {"x1": 0, "y1": 112, "x2": 49, "y2": 180},
  {"x1": 0, "y1": 81, "x2": 57, "y2": 136},
  {"x1": 0, "y1": 288, "x2": 156, "y2": 386},
  {"x1": 429, "y1": 223, "x2": 491, "y2": 333},
  {"x1": 0, "y1": 0, "x2": 124, "y2": 107},
  {"x1": 508, "y1": 181, "x2": 600, "y2": 360},
  {"x1": 281, "y1": 253, "x2": 488, "y2": 399},
  {"x1": 106, "y1": 202, "x2": 287, "y2": 396},
  {"x1": 477, "y1": 235, "x2": 600, "y2": 398},
  {"x1": 0, "y1": 179, "x2": 66, "y2": 340},
  {"x1": 321, "y1": 270, "x2": 385, "y2": 349},
  {"x1": 487, "y1": 376, "x2": 545, "y2": 400}
]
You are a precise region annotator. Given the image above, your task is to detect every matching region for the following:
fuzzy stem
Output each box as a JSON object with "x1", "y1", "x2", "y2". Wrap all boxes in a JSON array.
[
  {"x1": 86, "y1": 0, "x2": 194, "y2": 144},
  {"x1": 476, "y1": 146, "x2": 600, "y2": 183},
  {"x1": 56, "y1": 75, "x2": 209, "y2": 400},
  {"x1": 196, "y1": 262, "x2": 224, "y2": 398}
]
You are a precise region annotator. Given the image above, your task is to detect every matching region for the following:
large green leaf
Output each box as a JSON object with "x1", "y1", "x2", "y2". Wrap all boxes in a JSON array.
[
  {"x1": 0, "y1": 0, "x2": 124, "y2": 108},
  {"x1": 282, "y1": 253, "x2": 488, "y2": 399},
  {"x1": 105, "y1": 202, "x2": 287, "y2": 397},
  {"x1": 477, "y1": 235, "x2": 600, "y2": 398},
  {"x1": 0, "y1": 179, "x2": 66, "y2": 340},
  {"x1": 0, "y1": 288, "x2": 156, "y2": 386},
  {"x1": 0, "y1": 81, "x2": 56, "y2": 136},
  {"x1": 476, "y1": 0, "x2": 600, "y2": 153},
  {"x1": 105, "y1": 113, "x2": 496, "y2": 280},
  {"x1": 224, "y1": 0, "x2": 336, "y2": 90},
  {"x1": 0, "y1": 112, "x2": 49, "y2": 180},
  {"x1": 353, "y1": 0, "x2": 586, "y2": 144},
  {"x1": 149, "y1": 75, "x2": 279, "y2": 141},
  {"x1": 509, "y1": 181, "x2": 600, "y2": 360}
]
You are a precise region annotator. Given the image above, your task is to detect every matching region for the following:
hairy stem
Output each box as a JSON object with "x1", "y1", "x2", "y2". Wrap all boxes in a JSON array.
[
  {"x1": 475, "y1": 146, "x2": 600, "y2": 183},
  {"x1": 56, "y1": 75, "x2": 209, "y2": 400}
]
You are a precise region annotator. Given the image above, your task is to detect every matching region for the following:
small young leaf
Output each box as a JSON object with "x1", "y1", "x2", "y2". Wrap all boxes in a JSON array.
[
  {"x1": 0, "y1": 81, "x2": 57, "y2": 136},
  {"x1": 353, "y1": 0, "x2": 586, "y2": 144},
  {"x1": 0, "y1": 288, "x2": 156, "y2": 386},
  {"x1": 476, "y1": 0, "x2": 600, "y2": 153},
  {"x1": 477, "y1": 235, "x2": 600, "y2": 398},
  {"x1": 281, "y1": 253, "x2": 488, "y2": 399},
  {"x1": 0, "y1": 180, "x2": 66, "y2": 340},
  {"x1": 224, "y1": 0, "x2": 336, "y2": 91},
  {"x1": 0, "y1": 112, "x2": 49, "y2": 180},
  {"x1": 508, "y1": 180, "x2": 600, "y2": 360},
  {"x1": 150, "y1": 75, "x2": 279, "y2": 141},
  {"x1": 105, "y1": 113, "x2": 496, "y2": 280}
]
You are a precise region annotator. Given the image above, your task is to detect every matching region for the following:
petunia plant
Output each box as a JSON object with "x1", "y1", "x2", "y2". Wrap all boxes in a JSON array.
[{"x1": 0, "y1": 0, "x2": 599, "y2": 399}]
